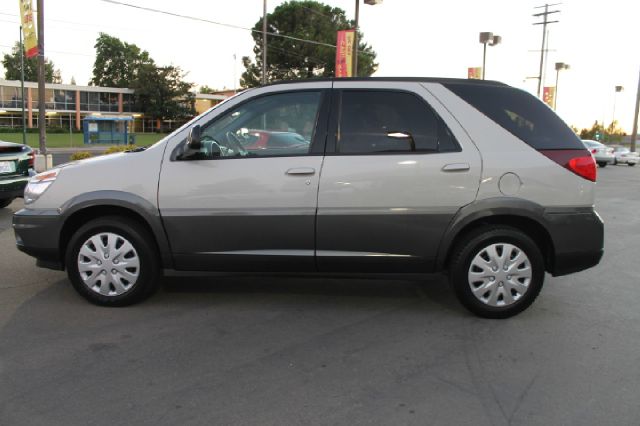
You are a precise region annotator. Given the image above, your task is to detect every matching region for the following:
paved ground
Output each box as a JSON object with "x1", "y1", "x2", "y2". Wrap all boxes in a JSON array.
[{"x1": 1, "y1": 165, "x2": 639, "y2": 425}]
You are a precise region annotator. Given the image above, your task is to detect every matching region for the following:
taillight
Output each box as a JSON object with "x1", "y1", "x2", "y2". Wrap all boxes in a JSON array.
[
  {"x1": 567, "y1": 156, "x2": 597, "y2": 182},
  {"x1": 27, "y1": 151, "x2": 35, "y2": 168},
  {"x1": 591, "y1": 149, "x2": 597, "y2": 154},
  {"x1": 539, "y1": 149, "x2": 597, "y2": 182}
]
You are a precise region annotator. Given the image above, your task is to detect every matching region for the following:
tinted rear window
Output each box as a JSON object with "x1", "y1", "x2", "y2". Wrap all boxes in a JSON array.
[{"x1": 445, "y1": 84, "x2": 584, "y2": 150}]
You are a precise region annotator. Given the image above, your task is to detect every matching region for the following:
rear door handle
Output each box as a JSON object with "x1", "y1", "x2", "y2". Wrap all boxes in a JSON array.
[
  {"x1": 442, "y1": 163, "x2": 470, "y2": 172},
  {"x1": 286, "y1": 167, "x2": 316, "y2": 176}
]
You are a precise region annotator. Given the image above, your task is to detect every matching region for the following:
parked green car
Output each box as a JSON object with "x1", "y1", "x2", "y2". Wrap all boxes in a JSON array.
[{"x1": 0, "y1": 140, "x2": 35, "y2": 208}]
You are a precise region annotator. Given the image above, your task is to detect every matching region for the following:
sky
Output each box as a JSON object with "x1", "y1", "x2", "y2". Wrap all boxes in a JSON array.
[{"x1": 0, "y1": 0, "x2": 638, "y2": 132}]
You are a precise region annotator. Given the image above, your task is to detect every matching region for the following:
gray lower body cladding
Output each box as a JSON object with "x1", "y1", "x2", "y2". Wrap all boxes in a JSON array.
[{"x1": 544, "y1": 208, "x2": 604, "y2": 276}]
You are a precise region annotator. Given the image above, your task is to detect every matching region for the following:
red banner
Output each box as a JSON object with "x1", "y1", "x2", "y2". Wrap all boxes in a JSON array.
[
  {"x1": 468, "y1": 67, "x2": 482, "y2": 80},
  {"x1": 543, "y1": 86, "x2": 556, "y2": 108},
  {"x1": 335, "y1": 30, "x2": 355, "y2": 78},
  {"x1": 19, "y1": 0, "x2": 38, "y2": 58}
]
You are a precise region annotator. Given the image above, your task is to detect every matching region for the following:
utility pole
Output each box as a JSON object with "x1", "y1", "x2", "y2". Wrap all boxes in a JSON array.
[
  {"x1": 37, "y1": 0, "x2": 46, "y2": 154},
  {"x1": 533, "y1": 3, "x2": 560, "y2": 97},
  {"x1": 353, "y1": 0, "x2": 360, "y2": 77},
  {"x1": 262, "y1": 0, "x2": 267, "y2": 85},
  {"x1": 19, "y1": 26, "x2": 26, "y2": 147},
  {"x1": 631, "y1": 68, "x2": 640, "y2": 152}
]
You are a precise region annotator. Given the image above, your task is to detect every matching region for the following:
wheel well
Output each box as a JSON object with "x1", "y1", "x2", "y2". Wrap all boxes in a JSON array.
[
  {"x1": 444, "y1": 215, "x2": 555, "y2": 272},
  {"x1": 59, "y1": 205, "x2": 159, "y2": 268}
]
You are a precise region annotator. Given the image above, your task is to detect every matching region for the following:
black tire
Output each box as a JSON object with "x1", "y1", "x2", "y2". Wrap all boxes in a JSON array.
[
  {"x1": 0, "y1": 198, "x2": 14, "y2": 208},
  {"x1": 65, "y1": 216, "x2": 160, "y2": 306},
  {"x1": 448, "y1": 226, "x2": 545, "y2": 319},
  {"x1": 597, "y1": 162, "x2": 607, "y2": 168},
  {"x1": 629, "y1": 162, "x2": 636, "y2": 167}
]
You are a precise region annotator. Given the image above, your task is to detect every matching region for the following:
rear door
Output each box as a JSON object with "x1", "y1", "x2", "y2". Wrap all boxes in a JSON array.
[{"x1": 316, "y1": 81, "x2": 481, "y2": 272}]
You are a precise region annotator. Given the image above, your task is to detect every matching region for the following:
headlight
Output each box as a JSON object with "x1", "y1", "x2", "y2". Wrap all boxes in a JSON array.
[{"x1": 24, "y1": 169, "x2": 60, "y2": 204}]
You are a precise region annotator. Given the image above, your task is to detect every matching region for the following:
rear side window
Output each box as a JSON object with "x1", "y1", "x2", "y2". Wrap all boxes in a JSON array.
[
  {"x1": 337, "y1": 90, "x2": 459, "y2": 154},
  {"x1": 445, "y1": 84, "x2": 584, "y2": 150}
]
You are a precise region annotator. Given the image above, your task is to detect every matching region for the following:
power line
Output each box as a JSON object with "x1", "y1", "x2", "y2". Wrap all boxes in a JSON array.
[{"x1": 98, "y1": 0, "x2": 339, "y2": 50}]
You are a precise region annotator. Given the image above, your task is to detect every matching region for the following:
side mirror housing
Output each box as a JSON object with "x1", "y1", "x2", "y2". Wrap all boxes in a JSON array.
[{"x1": 187, "y1": 125, "x2": 202, "y2": 150}]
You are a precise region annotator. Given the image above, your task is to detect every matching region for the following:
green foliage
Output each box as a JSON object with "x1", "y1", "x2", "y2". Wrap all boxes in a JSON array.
[
  {"x1": 241, "y1": 0, "x2": 378, "y2": 87},
  {"x1": 199, "y1": 85, "x2": 216, "y2": 94},
  {"x1": 579, "y1": 120, "x2": 626, "y2": 143},
  {"x1": 132, "y1": 64, "x2": 195, "y2": 122},
  {"x1": 105, "y1": 144, "x2": 138, "y2": 154},
  {"x1": 91, "y1": 33, "x2": 153, "y2": 87},
  {"x1": 2, "y1": 42, "x2": 61, "y2": 82},
  {"x1": 70, "y1": 151, "x2": 93, "y2": 161}
]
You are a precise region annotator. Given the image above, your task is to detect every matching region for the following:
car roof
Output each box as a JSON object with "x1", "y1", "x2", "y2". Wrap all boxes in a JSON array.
[
  {"x1": 0, "y1": 140, "x2": 25, "y2": 148},
  {"x1": 264, "y1": 77, "x2": 508, "y2": 88}
]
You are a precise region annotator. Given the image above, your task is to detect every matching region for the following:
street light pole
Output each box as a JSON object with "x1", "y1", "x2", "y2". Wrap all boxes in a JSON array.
[
  {"x1": 19, "y1": 26, "x2": 26, "y2": 147},
  {"x1": 554, "y1": 62, "x2": 569, "y2": 110},
  {"x1": 479, "y1": 32, "x2": 501, "y2": 80},
  {"x1": 631, "y1": 68, "x2": 639, "y2": 153},
  {"x1": 37, "y1": 0, "x2": 46, "y2": 154},
  {"x1": 482, "y1": 42, "x2": 487, "y2": 80},
  {"x1": 262, "y1": 0, "x2": 267, "y2": 85},
  {"x1": 353, "y1": 0, "x2": 360, "y2": 77}
]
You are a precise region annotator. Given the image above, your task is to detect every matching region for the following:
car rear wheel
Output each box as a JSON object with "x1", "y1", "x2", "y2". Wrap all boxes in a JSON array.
[
  {"x1": 0, "y1": 198, "x2": 13, "y2": 208},
  {"x1": 629, "y1": 162, "x2": 636, "y2": 167},
  {"x1": 65, "y1": 216, "x2": 160, "y2": 306},
  {"x1": 597, "y1": 162, "x2": 607, "y2": 168},
  {"x1": 449, "y1": 226, "x2": 545, "y2": 319}
]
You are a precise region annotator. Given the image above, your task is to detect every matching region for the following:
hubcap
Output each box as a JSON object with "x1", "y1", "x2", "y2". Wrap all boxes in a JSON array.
[
  {"x1": 77, "y1": 232, "x2": 140, "y2": 297},
  {"x1": 467, "y1": 243, "x2": 532, "y2": 307}
]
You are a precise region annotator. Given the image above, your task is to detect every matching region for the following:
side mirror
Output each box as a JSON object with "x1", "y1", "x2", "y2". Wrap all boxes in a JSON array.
[{"x1": 187, "y1": 125, "x2": 202, "y2": 150}]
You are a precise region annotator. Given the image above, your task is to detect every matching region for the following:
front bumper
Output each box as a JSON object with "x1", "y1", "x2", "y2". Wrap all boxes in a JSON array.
[
  {"x1": 544, "y1": 208, "x2": 604, "y2": 276},
  {"x1": 13, "y1": 208, "x2": 65, "y2": 270},
  {"x1": 0, "y1": 175, "x2": 29, "y2": 199}
]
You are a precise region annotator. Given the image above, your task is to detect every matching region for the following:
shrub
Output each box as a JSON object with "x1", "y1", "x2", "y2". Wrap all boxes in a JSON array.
[
  {"x1": 105, "y1": 144, "x2": 137, "y2": 154},
  {"x1": 70, "y1": 151, "x2": 92, "y2": 161}
]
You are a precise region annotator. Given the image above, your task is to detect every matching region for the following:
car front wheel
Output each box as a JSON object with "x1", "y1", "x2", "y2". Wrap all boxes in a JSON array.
[
  {"x1": 449, "y1": 226, "x2": 545, "y2": 319},
  {"x1": 65, "y1": 216, "x2": 160, "y2": 306},
  {"x1": 0, "y1": 198, "x2": 14, "y2": 208}
]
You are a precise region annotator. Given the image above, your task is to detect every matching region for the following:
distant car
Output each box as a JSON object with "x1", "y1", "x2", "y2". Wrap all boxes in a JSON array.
[
  {"x1": 611, "y1": 145, "x2": 638, "y2": 166},
  {"x1": 582, "y1": 140, "x2": 615, "y2": 167},
  {"x1": 240, "y1": 130, "x2": 310, "y2": 153},
  {"x1": 0, "y1": 141, "x2": 35, "y2": 208}
]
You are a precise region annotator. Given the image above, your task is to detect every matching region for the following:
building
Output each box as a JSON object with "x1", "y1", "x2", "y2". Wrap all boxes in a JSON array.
[{"x1": 0, "y1": 79, "x2": 228, "y2": 133}]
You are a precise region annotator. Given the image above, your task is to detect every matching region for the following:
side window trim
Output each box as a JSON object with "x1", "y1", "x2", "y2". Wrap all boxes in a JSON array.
[
  {"x1": 172, "y1": 89, "x2": 331, "y2": 161},
  {"x1": 325, "y1": 88, "x2": 462, "y2": 156}
]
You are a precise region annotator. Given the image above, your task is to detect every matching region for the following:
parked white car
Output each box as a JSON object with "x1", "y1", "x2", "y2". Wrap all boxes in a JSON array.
[
  {"x1": 582, "y1": 140, "x2": 615, "y2": 167},
  {"x1": 612, "y1": 146, "x2": 638, "y2": 166}
]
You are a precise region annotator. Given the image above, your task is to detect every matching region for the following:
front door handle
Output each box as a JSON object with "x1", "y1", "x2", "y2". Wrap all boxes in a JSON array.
[
  {"x1": 286, "y1": 167, "x2": 316, "y2": 176},
  {"x1": 442, "y1": 163, "x2": 470, "y2": 172}
]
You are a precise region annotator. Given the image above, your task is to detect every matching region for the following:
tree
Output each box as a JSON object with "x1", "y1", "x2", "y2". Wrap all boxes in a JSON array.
[
  {"x1": 579, "y1": 120, "x2": 626, "y2": 143},
  {"x1": 132, "y1": 64, "x2": 195, "y2": 128},
  {"x1": 241, "y1": 0, "x2": 377, "y2": 87},
  {"x1": 91, "y1": 33, "x2": 153, "y2": 88},
  {"x1": 1, "y1": 41, "x2": 60, "y2": 82},
  {"x1": 199, "y1": 85, "x2": 216, "y2": 94}
]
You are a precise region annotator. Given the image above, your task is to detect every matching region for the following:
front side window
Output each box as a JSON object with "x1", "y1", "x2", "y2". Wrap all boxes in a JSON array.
[
  {"x1": 190, "y1": 91, "x2": 322, "y2": 159},
  {"x1": 337, "y1": 90, "x2": 457, "y2": 154}
]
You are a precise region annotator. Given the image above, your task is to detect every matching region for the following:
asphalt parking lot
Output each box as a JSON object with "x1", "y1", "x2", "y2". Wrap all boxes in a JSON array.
[{"x1": 1, "y1": 164, "x2": 639, "y2": 425}]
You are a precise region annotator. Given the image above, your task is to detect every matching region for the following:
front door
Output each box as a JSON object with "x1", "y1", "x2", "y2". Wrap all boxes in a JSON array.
[{"x1": 159, "y1": 88, "x2": 330, "y2": 272}]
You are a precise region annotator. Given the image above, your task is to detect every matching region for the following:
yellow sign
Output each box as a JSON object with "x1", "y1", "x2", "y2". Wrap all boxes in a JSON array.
[
  {"x1": 468, "y1": 67, "x2": 482, "y2": 79},
  {"x1": 19, "y1": 0, "x2": 38, "y2": 58},
  {"x1": 543, "y1": 86, "x2": 556, "y2": 108}
]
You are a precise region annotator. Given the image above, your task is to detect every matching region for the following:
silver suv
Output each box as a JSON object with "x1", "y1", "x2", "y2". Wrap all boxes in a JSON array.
[{"x1": 13, "y1": 78, "x2": 604, "y2": 318}]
